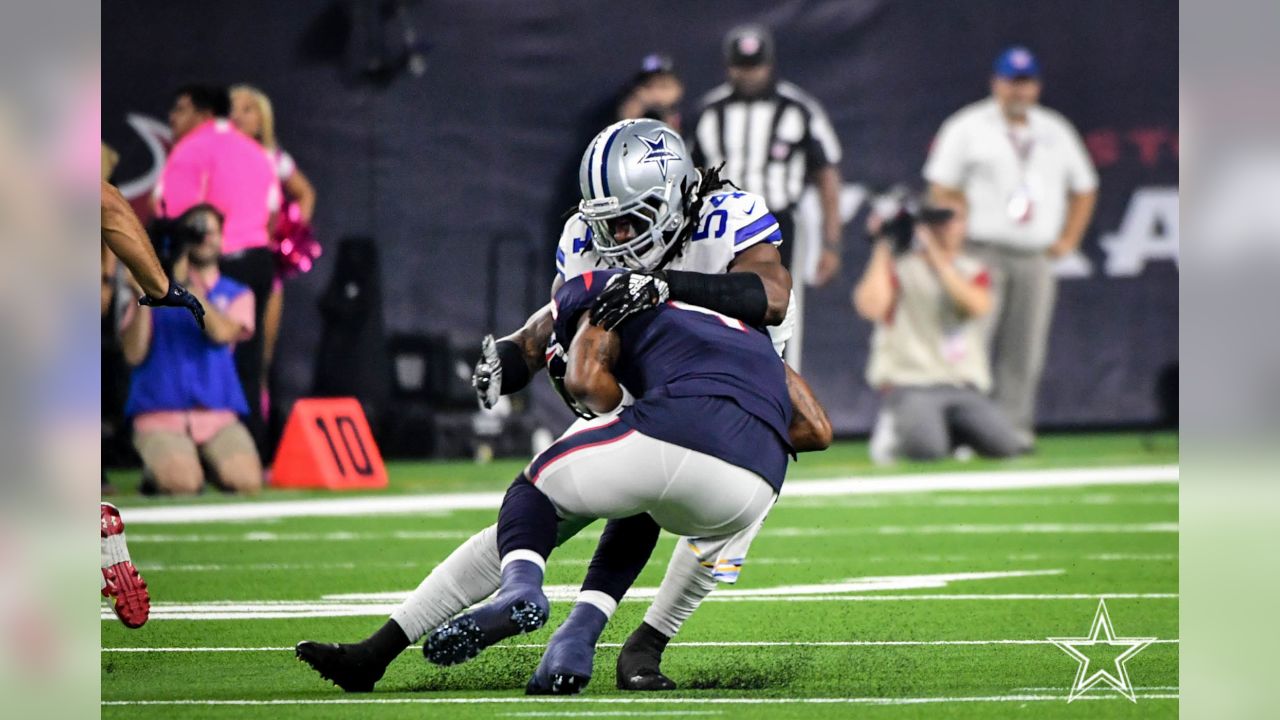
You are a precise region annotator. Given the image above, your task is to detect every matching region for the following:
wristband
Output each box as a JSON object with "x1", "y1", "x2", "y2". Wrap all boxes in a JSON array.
[
  {"x1": 664, "y1": 270, "x2": 770, "y2": 326},
  {"x1": 495, "y1": 339, "x2": 531, "y2": 393}
]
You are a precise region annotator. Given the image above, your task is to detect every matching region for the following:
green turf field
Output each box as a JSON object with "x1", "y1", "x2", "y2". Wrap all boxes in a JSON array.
[{"x1": 101, "y1": 433, "x2": 1178, "y2": 718}]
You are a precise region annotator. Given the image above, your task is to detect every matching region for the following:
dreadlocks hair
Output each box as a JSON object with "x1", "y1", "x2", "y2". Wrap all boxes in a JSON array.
[
  {"x1": 656, "y1": 163, "x2": 737, "y2": 268},
  {"x1": 695, "y1": 163, "x2": 736, "y2": 196}
]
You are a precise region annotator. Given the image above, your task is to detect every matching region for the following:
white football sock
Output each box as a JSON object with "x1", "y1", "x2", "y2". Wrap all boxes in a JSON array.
[
  {"x1": 499, "y1": 549, "x2": 546, "y2": 573},
  {"x1": 390, "y1": 523, "x2": 502, "y2": 643},
  {"x1": 642, "y1": 539, "x2": 717, "y2": 638}
]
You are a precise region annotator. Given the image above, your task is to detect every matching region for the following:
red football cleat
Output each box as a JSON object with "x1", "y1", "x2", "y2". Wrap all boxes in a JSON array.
[{"x1": 100, "y1": 502, "x2": 149, "y2": 629}]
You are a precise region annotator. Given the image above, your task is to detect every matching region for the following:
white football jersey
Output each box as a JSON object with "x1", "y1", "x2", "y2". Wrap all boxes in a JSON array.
[{"x1": 555, "y1": 189, "x2": 795, "y2": 354}]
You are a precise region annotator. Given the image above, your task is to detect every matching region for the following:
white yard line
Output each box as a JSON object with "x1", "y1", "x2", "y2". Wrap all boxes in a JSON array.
[
  {"x1": 119, "y1": 465, "x2": 1178, "y2": 524},
  {"x1": 323, "y1": 570, "x2": 1066, "y2": 602},
  {"x1": 768, "y1": 522, "x2": 1178, "y2": 536},
  {"x1": 101, "y1": 593, "x2": 1177, "y2": 621},
  {"x1": 100, "y1": 693, "x2": 1179, "y2": 707},
  {"x1": 136, "y1": 553, "x2": 1173, "y2": 573},
  {"x1": 137, "y1": 557, "x2": 813, "y2": 572},
  {"x1": 127, "y1": 522, "x2": 1177, "y2": 544},
  {"x1": 782, "y1": 492, "x2": 1178, "y2": 509},
  {"x1": 104, "y1": 638, "x2": 1180, "y2": 653}
]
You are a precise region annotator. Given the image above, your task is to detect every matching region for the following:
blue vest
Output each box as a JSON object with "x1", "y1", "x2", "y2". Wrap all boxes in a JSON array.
[{"x1": 124, "y1": 276, "x2": 251, "y2": 417}]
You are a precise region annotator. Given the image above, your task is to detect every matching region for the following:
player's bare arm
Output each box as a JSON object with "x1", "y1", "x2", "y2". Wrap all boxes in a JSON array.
[
  {"x1": 564, "y1": 314, "x2": 623, "y2": 416},
  {"x1": 101, "y1": 180, "x2": 170, "y2": 299},
  {"x1": 785, "y1": 363, "x2": 833, "y2": 452},
  {"x1": 102, "y1": 180, "x2": 207, "y2": 326}
]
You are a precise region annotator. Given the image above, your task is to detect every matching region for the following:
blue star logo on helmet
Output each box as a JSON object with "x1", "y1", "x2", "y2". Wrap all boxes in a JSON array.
[{"x1": 638, "y1": 132, "x2": 682, "y2": 180}]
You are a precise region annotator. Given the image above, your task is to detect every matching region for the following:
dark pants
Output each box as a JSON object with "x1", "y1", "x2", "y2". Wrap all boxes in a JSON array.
[{"x1": 219, "y1": 247, "x2": 274, "y2": 455}]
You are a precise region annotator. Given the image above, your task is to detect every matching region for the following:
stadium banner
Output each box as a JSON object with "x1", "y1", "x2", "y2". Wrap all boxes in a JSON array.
[{"x1": 103, "y1": 0, "x2": 1176, "y2": 437}]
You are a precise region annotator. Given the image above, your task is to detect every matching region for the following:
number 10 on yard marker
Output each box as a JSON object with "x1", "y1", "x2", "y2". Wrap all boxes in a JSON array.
[{"x1": 272, "y1": 397, "x2": 389, "y2": 490}]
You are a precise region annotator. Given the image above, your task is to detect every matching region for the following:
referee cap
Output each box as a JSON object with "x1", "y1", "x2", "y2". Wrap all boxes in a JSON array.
[{"x1": 724, "y1": 24, "x2": 775, "y2": 67}]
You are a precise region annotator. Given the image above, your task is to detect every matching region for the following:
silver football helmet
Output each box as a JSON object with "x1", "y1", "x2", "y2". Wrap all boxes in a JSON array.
[{"x1": 577, "y1": 118, "x2": 700, "y2": 271}]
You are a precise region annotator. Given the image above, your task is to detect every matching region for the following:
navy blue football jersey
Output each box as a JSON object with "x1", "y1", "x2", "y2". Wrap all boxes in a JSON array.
[{"x1": 553, "y1": 269, "x2": 793, "y2": 491}]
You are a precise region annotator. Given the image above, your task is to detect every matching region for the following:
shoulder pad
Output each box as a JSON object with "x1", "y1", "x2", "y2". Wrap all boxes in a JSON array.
[{"x1": 698, "y1": 190, "x2": 781, "y2": 253}]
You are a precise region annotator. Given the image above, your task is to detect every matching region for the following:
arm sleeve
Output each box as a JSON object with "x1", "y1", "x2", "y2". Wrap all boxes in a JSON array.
[
  {"x1": 922, "y1": 116, "x2": 967, "y2": 188},
  {"x1": 664, "y1": 271, "x2": 769, "y2": 328}
]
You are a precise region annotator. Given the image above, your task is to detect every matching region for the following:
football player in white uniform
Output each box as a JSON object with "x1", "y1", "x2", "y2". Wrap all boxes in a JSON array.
[{"x1": 297, "y1": 119, "x2": 830, "y2": 694}]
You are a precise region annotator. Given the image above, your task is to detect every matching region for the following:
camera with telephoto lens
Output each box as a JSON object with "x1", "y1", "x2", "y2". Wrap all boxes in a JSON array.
[
  {"x1": 869, "y1": 187, "x2": 956, "y2": 254},
  {"x1": 146, "y1": 215, "x2": 204, "y2": 276}
]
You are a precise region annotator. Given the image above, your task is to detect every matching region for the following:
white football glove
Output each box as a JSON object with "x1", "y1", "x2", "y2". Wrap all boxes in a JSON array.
[{"x1": 471, "y1": 334, "x2": 503, "y2": 409}]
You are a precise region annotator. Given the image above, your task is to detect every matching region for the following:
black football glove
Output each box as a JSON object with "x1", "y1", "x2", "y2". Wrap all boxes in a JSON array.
[
  {"x1": 590, "y1": 271, "x2": 670, "y2": 331},
  {"x1": 139, "y1": 281, "x2": 205, "y2": 329},
  {"x1": 471, "y1": 334, "x2": 503, "y2": 409}
]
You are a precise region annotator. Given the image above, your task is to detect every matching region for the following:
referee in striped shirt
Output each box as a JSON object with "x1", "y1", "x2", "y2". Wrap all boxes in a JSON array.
[{"x1": 690, "y1": 24, "x2": 845, "y2": 285}]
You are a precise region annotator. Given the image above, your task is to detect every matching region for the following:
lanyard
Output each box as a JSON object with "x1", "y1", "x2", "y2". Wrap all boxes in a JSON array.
[
  {"x1": 1007, "y1": 126, "x2": 1035, "y2": 175},
  {"x1": 1005, "y1": 124, "x2": 1035, "y2": 224}
]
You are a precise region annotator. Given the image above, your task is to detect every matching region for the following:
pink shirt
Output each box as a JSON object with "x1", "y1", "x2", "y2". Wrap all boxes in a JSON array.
[{"x1": 155, "y1": 119, "x2": 280, "y2": 254}]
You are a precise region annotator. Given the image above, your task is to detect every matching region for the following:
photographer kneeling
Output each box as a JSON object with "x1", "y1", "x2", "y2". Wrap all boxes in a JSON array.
[
  {"x1": 119, "y1": 205, "x2": 263, "y2": 495},
  {"x1": 853, "y1": 193, "x2": 1026, "y2": 463}
]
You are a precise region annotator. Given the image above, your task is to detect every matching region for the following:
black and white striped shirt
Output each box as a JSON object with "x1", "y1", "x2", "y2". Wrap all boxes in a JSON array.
[{"x1": 690, "y1": 80, "x2": 842, "y2": 214}]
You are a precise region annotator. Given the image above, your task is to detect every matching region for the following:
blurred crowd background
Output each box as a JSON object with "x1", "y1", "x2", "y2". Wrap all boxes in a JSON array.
[{"x1": 100, "y1": 0, "x2": 1177, "y2": 486}]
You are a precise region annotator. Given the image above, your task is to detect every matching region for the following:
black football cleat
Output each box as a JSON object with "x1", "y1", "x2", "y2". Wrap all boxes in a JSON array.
[
  {"x1": 295, "y1": 641, "x2": 386, "y2": 692},
  {"x1": 617, "y1": 668, "x2": 677, "y2": 692},
  {"x1": 616, "y1": 622, "x2": 677, "y2": 691}
]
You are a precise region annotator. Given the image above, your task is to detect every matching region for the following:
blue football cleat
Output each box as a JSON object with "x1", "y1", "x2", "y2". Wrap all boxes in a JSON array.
[
  {"x1": 526, "y1": 602, "x2": 609, "y2": 695},
  {"x1": 424, "y1": 560, "x2": 549, "y2": 667}
]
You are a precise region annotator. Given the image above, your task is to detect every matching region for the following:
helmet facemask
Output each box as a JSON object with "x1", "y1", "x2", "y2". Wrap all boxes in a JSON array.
[{"x1": 580, "y1": 178, "x2": 688, "y2": 271}]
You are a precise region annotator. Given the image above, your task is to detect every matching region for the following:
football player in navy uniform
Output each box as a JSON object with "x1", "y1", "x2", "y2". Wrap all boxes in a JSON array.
[
  {"x1": 296, "y1": 119, "x2": 830, "y2": 692},
  {"x1": 423, "y1": 268, "x2": 828, "y2": 694}
]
